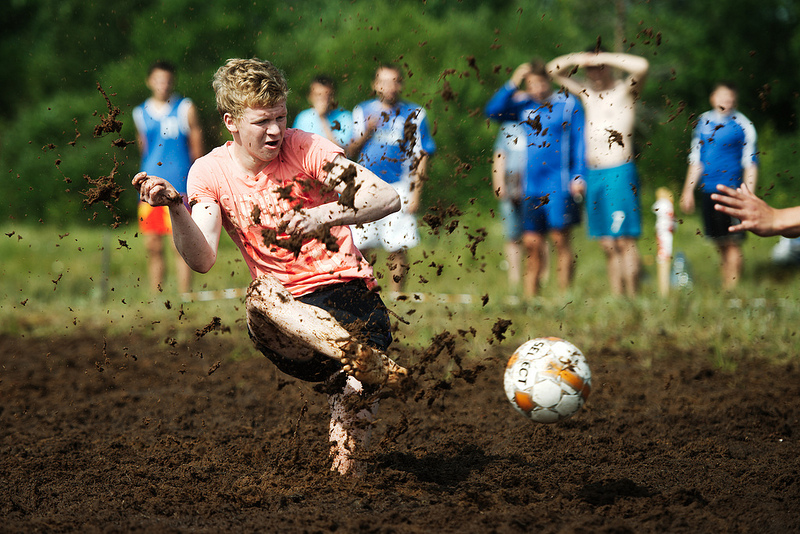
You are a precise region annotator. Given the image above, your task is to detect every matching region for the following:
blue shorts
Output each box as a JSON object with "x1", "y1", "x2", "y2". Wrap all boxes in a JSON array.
[
  {"x1": 585, "y1": 162, "x2": 642, "y2": 239},
  {"x1": 521, "y1": 192, "x2": 581, "y2": 233},
  {"x1": 499, "y1": 199, "x2": 523, "y2": 241},
  {"x1": 700, "y1": 192, "x2": 745, "y2": 243}
]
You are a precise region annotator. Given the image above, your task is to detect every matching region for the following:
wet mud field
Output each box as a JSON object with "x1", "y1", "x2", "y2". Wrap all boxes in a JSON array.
[{"x1": 2, "y1": 329, "x2": 799, "y2": 533}]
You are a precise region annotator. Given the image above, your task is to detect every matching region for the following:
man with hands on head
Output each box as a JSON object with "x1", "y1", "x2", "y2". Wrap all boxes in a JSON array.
[
  {"x1": 134, "y1": 57, "x2": 407, "y2": 477},
  {"x1": 547, "y1": 47, "x2": 649, "y2": 296}
]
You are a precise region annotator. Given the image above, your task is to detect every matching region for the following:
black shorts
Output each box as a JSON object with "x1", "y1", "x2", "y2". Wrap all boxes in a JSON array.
[
  {"x1": 250, "y1": 279, "x2": 392, "y2": 382},
  {"x1": 700, "y1": 192, "x2": 745, "y2": 243}
]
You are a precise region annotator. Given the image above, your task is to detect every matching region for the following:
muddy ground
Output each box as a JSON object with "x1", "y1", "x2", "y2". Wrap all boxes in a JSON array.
[{"x1": 1, "y1": 327, "x2": 799, "y2": 533}]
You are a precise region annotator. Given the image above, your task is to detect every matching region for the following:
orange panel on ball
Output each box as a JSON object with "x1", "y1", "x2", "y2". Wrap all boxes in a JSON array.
[{"x1": 514, "y1": 391, "x2": 535, "y2": 412}]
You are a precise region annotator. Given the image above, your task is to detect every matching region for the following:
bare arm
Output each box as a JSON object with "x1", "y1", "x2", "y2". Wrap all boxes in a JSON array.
[
  {"x1": 712, "y1": 184, "x2": 800, "y2": 238},
  {"x1": 546, "y1": 53, "x2": 588, "y2": 96},
  {"x1": 743, "y1": 164, "x2": 758, "y2": 192},
  {"x1": 280, "y1": 155, "x2": 401, "y2": 235},
  {"x1": 186, "y1": 103, "x2": 205, "y2": 162},
  {"x1": 591, "y1": 52, "x2": 649, "y2": 94},
  {"x1": 406, "y1": 153, "x2": 428, "y2": 215},
  {"x1": 547, "y1": 52, "x2": 649, "y2": 95},
  {"x1": 345, "y1": 114, "x2": 378, "y2": 159},
  {"x1": 680, "y1": 164, "x2": 703, "y2": 214},
  {"x1": 133, "y1": 172, "x2": 221, "y2": 273},
  {"x1": 492, "y1": 150, "x2": 507, "y2": 199}
]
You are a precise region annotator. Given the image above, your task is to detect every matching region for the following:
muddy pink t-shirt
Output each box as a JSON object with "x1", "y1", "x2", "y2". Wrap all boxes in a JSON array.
[{"x1": 187, "y1": 129, "x2": 374, "y2": 297}]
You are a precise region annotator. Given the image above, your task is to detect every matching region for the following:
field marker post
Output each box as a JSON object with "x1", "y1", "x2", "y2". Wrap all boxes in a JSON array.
[{"x1": 653, "y1": 187, "x2": 676, "y2": 297}]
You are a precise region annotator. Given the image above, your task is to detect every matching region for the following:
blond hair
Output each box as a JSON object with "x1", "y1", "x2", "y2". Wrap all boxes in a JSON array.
[{"x1": 212, "y1": 58, "x2": 290, "y2": 120}]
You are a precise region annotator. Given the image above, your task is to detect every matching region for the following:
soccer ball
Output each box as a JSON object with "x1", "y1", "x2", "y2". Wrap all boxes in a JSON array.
[{"x1": 504, "y1": 337, "x2": 592, "y2": 423}]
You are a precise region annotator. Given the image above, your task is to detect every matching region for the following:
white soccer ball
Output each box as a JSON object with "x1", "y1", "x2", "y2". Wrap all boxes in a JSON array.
[{"x1": 504, "y1": 337, "x2": 592, "y2": 423}]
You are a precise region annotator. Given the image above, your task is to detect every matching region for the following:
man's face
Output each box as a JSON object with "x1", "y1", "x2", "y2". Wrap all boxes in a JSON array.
[
  {"x1": 525, "y1": 73, "x2": 552, "y2": 102},
  {"x1": 585, "y1": 65, "x2": 611, "y2": 88},
  {"x1": 373, "y1": 68, "x2": 402, "y2": 105},
  {"x1": 710, "y1": 86, "x2": 737, "y2": 115},
  {"x1": 225, "y1": 102, "x2": 288, "y2": 164},
  {"x1": 147, "y1": 69, "x2": 175, "y2": 102},
  {"x1": 308, "y1": 82, "x2": 334, "y2": 114}
]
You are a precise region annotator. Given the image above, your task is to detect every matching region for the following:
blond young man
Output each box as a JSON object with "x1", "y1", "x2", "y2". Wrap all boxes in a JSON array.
[{"x1": 134, "y1": 58, "x2": 407, "y2": 476}]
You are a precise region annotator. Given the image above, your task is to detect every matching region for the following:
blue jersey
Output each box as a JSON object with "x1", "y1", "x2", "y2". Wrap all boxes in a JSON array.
[
  {"x1": 351, "y1": 99, "x2": 436, "y2": 184},
  {"x1": 486, "y1": 82, "x2": 586, "y2": 197},
  {"x1": 133, "y1": 95, "x2": 194, "y2": 194},
  {"x1": 688, "y1": 109, "x2": 758, "y2": 193},
  {"x1": 292, "y1": 107, "x2": 353, "y2": 149}
]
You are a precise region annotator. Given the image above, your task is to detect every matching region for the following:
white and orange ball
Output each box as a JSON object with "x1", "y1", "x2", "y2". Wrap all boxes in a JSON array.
[{"x1": 504, "y1": 337, "x2": 591, "y2": 423}]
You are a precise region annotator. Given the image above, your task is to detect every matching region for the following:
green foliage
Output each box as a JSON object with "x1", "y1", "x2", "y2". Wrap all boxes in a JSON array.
[{"x1": 2, "y1": 0, "x2": 800, "y2": 224}]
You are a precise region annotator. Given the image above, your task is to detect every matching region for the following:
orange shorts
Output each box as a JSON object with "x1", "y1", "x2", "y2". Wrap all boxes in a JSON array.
[{"x1": 138, "y1": 202, "x2": 172, "y2": 235}]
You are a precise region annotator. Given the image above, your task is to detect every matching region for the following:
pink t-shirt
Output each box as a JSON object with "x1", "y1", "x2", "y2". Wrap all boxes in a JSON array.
[{"x1": 187, "y1": 129, "x2": 374, "y2": 297}]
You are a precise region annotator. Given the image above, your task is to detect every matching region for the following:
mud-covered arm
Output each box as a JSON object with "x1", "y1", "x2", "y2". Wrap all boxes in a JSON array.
[{"x1": 280, "y1": 155, "x2": 401, "y2": 235}]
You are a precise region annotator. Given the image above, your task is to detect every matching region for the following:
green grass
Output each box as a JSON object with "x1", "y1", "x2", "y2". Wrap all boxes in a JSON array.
[{"x1": 2, "y1": 207, "x2": 799, "y2": 369}]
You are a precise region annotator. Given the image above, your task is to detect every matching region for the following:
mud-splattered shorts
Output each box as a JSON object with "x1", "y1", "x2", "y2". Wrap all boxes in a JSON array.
[{"x1": 249, "y1": 279, "x2": 392, "y2": 382}]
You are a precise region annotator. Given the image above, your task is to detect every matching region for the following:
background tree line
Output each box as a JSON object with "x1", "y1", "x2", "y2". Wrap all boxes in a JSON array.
[{"x1": 2, "y1": 0, "x2": 799, "y2": 227}]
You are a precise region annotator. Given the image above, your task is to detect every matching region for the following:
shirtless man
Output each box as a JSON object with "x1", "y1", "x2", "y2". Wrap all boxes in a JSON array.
[{"x1": 548, "y1": 49, "x2": 649, "y2": 296}]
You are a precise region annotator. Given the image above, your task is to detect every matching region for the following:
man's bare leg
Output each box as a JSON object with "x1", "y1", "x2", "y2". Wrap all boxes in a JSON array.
[
  {"x1": 550, "y1": 229, "x2": 574, "y2": 292},
  {"x1": 327, "y1": 373, "x2": 378, "y2": 476},
  {"x1": 522, "y1": 231, "x2": 544, "y2": 298},
  {"x1": 144, "y1": 233, "x2": 165, "y2": 293},
  {"x1": 171, "y1": 238, "x2": 193, "y2": 294},
  {"x1": 246, "y1": 275, "x2": 408, "y2": 476},
  {"x1": 719, "y1": 242, "x2": 742, "y2": 290},
  {"x1": 619, "y1": 237, "x2": 640, "y2": 297},
  {"x1": 387, "y1": 249, "x2": 408, "y2": 293},
  {"x1": 504, "y1": 241, "x2": 522, "y2": 291},
  {"x1": 600, "y1": 237, "x2": 623, "y2": 296}
]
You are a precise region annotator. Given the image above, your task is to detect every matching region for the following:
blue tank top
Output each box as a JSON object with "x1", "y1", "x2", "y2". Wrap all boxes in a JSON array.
[{"x1": 133, "y1": 95, "x2": 193, "y2": 194}]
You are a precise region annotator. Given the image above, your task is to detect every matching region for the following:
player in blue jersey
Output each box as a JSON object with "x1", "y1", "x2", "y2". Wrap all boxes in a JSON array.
[
  {"x1": 486, "y1": 60, "x2": 586, "y2": 298},
  {"x1": 292, "y1": 74, "x2": 353, "y2": 149},
  {"x1": 680, "y1": 82, "x2": 758, "y2": 289},
  {"x1": 133, "y1": 61, "x2": 204, "y2": 294},
  {"x1": 347, "y1": 64, "x2": 436, "y2": 292}
]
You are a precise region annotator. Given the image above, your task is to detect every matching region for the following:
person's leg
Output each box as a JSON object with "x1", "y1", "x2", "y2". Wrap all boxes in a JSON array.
[
  {"x1": 170, "y1": 238, "x2": 193, "y2": 294},
  {"x1": 144, "y1": 232, "x2": 165, "y2": 293},
  {"x1": 327, "y1": 373, "x2": 379, "y2": 476},
  {"x1": 550, "y1": 229, "x2": 574, "y2": 292},
  {"x1": 387, "y1": 249, "x2": 408, "y2": 293},
  {"x1": 501, "y1": 199, "x2": 524, "y2": 291},
  {"x1": 504, "y1": 240, "x2": 522, "y2": 290},
  {"x1": 521, "y1": 231, "x2": 544, "y2": 298},
  {"x1": 719, "y1": 242, "x2": 743, "y2": 290},
  {"x1": 247, "y1": 276, "x2": 406, "y2": 476},
  {"x1": 600, "y1": 237, "x2": 623, "y2": 296},
  {"x1": 619, "y1": 237, "x2": 640, "y2": 297}
]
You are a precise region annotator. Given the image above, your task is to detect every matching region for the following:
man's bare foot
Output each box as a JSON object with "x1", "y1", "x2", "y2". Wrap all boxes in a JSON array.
[{"x1": 339, "y1": 341, "x2": 408, "y2": 389}]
